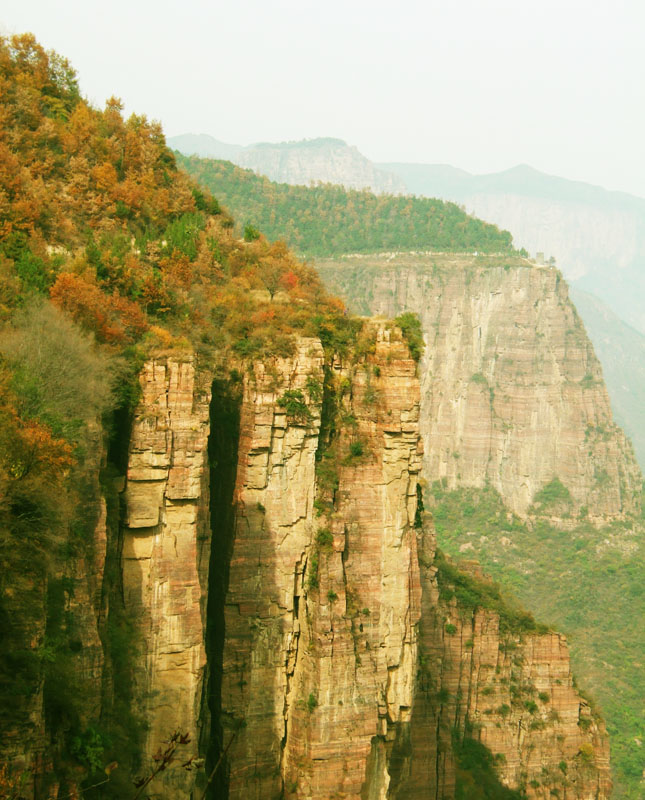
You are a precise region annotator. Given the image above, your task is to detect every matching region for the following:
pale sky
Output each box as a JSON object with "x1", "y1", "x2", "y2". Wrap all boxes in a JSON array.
[{"x1": 3, "y1": 0, "x2": 645, "y2": 197}]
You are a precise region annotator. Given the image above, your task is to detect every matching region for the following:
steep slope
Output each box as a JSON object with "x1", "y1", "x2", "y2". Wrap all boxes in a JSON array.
[
  {"x1": 569, "y1": 287, "x2": 645, "y2": 470},
  {"x1": 179, "y1": 152, "x2": 645, "y2": 476},
  {"x1": 0, "y1": 35, "x2": 615, "y2": 800},
  {"x1": 426, "y1": 483, "x2": 645, "y2": 799},
  {"x1": 90, "y1": 322, "x2": 610, "y2": 800},
  {"x1": 317, "y1": 253, "x2": 641, "y2": 519},
  {"x1": 175, "y1": 154, "x2": 514, "y2": 257},
  {"x1": 117, "y1": 320, "x2": 608, "y2": 800}
]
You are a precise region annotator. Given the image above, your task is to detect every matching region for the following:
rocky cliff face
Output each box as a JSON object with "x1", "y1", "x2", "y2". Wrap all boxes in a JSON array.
[
  {"x1": 121, "y1": 356, "x2": 212, "y2": 796},
  {"x1": 235, "y1": 139, "x2": 407, "y2": 194},
  {"x1": 402, "y1": 554, "x2": 612, "y2": 800},
  {"x1": 116, "y1": 324, "x2": 610, "y2": 799},
  {"x1": 380, "y1": 161, "x2": 645, "y2": 335},
  {"x1": 316, "y1": 253, "x2": 642, "y2": 520},
  {"x1": 1, "y1": 327, "x2": 612, "y2": 799},
  {"x1": 216, "y1": 326, "x2": 423, "y2": 799}
]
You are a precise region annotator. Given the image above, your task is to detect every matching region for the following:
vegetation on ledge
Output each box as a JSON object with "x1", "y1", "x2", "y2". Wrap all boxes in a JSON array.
[
  {"x1": 434, "y1": 550, "x2": 551, "y2": 635},
  {"x1": 428, "y1": 480, "x2": 645, "y2": 798}
]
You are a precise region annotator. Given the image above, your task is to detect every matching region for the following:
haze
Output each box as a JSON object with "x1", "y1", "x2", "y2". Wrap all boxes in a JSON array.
[{"x1": 2, "y1": 0, "x2": 645, "y2": 197}]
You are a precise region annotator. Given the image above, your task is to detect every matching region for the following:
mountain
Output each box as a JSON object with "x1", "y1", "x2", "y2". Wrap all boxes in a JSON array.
[
  {"x1": 175, "y1": 154, "x2": 514, "y2": 256},
  {"x1": 382, "y1": 161, "x2": 645, "y2": 336},
  {"x1": 316, "y1": 252, "x2": 644, "y2": 798},
  {"x1": 169, "y1": 134, "x2": 407, "y2": 194},
  {"x1": 381, "y1": 161, "x2": 645, "y2": 473},
  {"x1": 0, "y1": 34, "x2": 636, "y2": 800},
  {"x1": 178, "y1": 153, "x2": 645, "y2": 476},
  {"x1": 166, "y1": 132, "x2": 243, "y2": 160}
]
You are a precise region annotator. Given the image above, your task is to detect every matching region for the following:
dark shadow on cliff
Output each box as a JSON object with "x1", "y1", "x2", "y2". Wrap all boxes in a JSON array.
[{"x1": 203, "y1": 374, "x2": 242, "y2": 799}]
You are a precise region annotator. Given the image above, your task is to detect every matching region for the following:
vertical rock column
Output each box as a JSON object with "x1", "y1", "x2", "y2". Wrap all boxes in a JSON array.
[
  {"x1": 122, "y1": 356, "x2": 211, "y2": 796},
  {"x1": 280, "y1": 324, "x2": 423, "y2": 799},
  {"x1": 221, "y1": 326, "x2": 424, "y2": 800},
  {"x1": 220, "y1": 338, "x2": 325, "y2": 800}
]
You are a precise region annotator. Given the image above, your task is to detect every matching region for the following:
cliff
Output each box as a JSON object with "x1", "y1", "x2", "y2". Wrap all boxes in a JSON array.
[
  {"x1": 121, "y1": 356, "x2": 212, "y2": 795},
  {"x1": 405, "y1": 554, "x2": 612, "y2": 800},
  {"x1": 569, "y1": 286, "x2": 645, "y2": 471},
  {"x1": 0, "y1": 36, "x2": 617, "y2": 799},
  {"x1": 114, "y1": 324, "x2": 609, "y2": 799},
  {"x1": 217, "y1": 324, "x2": 423, "y2": 799},
  {"x1": 0, "y1": 324, "x2": 611, "y2": 799},
  {"x1": 315, "y1": 253, "x2": 642, "y2": 520},
  {"x1": 379, "y1": 161, "x2": 645, "y2": 335}
]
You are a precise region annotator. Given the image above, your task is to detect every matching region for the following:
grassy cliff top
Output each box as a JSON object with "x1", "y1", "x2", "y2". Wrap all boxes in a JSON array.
[{"x1": 176, "y1": 153, "x2": 517, "y2": 258}]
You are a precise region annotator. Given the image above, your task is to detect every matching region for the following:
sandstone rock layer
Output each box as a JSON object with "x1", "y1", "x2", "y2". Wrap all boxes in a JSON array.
[
  {"x1": 121, "y1": 356, "x2": 211, "y2": 796},
  {"x1": 36, "y1": 328, "x2": 610, "y2": 799}
]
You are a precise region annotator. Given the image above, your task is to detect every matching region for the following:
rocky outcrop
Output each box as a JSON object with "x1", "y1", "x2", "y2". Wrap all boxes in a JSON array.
[
  {"x1": 398, "y1": 548, "x2": 612, "y2": 799},
  {"x1": 121, "y1": 356, "x2": 212, "y2": 795},
  {"x1": 217, "y1": 326, "x2": 423, "y2": 799},
  {"x1": 207, "y1": 323, "x2": 609, "y2": 799},
  {"x1": 4, "y1": 328, "x2": 612, "y2": 799},
  {"x1": 236, "y1": 138, "x2": 406, "y2": 194},
  {"x1": 316, "y1": 253, "x2": 642, "y2": 519}
]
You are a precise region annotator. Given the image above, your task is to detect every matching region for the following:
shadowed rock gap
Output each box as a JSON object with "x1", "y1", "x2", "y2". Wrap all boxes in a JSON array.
[{"x1": 204, "y1": 376, "x2": 242, "y2": 800}]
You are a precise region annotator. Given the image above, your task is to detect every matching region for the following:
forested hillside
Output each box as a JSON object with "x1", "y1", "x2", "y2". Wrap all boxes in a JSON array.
[
  {"x1": 176, "y1": 154, "x2": 516, "y2": 257},
  {"x1": 0, "y1": 36, "x2": 365, "y2": 360}
]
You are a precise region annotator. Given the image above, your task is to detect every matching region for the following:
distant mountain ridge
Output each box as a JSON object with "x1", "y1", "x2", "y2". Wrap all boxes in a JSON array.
[
  {"x1": 170, "y1": 137, "x2": 645, "y2": 334},
  {"x1": 168, "y1": 132, "x2": 243, "y2": 161},
  {"x1": 168, "y1": 133, "x2": 406, "y2": 194},
  {"x1": 381, "y1": 161, "x2": 645, "y2": 335},
  {"x1": 381, "y1": 162, "x2": 644, "y2": 208}
]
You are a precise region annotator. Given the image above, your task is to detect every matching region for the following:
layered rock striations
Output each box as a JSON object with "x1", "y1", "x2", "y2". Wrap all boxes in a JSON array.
[
  {"x1": 217, "y1": 326, "x2": 423, "y2": 799},
  {"x1": 117, "y1": 325, "x2": 609, "y2": 798},
  {"x1": 316, "y1": 253, "x2": 642, "y2": 519},
  {"x1": 399, "y1": 552, "x2": 612, "y2": 799},
  {"x1": 121, "y1": 356, "x2": 212, "y2": 795},
  {"x1": 3, "y1": 328, "x2": 612, "y2": 799}
]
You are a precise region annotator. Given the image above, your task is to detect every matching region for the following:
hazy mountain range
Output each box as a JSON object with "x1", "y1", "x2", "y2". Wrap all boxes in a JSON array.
[
  {"x1": 381, "y1": 161, "x2": 645, "y2": 336},
  {"x1": 168, "y1": 133, "x2": 406, "y2": 194},
  {"x1": 169, "y1": 133, "x2": 645, "y2": 468}
]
